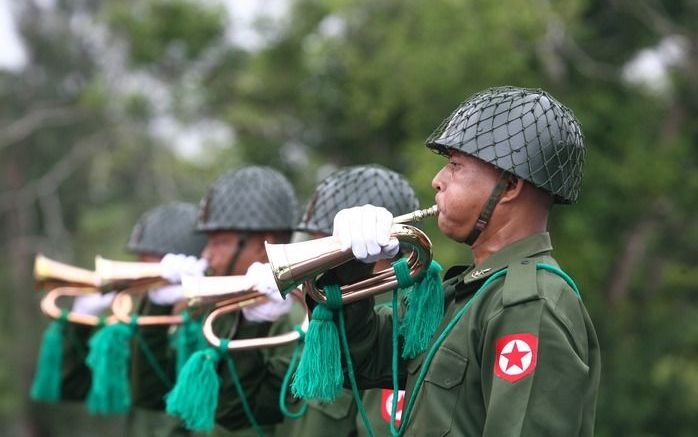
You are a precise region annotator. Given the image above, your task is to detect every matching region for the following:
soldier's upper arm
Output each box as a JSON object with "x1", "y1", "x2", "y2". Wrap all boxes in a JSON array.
[{"x1": 480, "y1": 268, "x2": 590, "y2": 436}]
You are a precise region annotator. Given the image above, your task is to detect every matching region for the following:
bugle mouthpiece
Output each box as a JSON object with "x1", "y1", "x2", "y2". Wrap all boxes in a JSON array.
[{"x1": 393, "y1": 205, "x2": 438, "y2": 224}]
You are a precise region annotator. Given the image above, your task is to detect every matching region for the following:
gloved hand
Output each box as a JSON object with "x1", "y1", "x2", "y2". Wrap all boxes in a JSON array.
[
  {"x1": 242, "y1": 262, "x2": 292, "y2": 322},
  {"x1": 333, "y1": 204, "x2": 398, "y2": 263},
  {"x1": 148, "y1": 284, "x2": 186, "y2": 306},
  {"x1": 159, "y1": 253, "x2": 208, "y2": 284},
  {"x1": 72, "y1": 291, "x2": 116, "y2": 316}
]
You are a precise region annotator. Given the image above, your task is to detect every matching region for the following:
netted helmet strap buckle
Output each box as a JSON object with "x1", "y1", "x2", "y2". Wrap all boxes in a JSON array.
[{"x1": 465, "y1": 173, "x2": 511, "y2": 246}]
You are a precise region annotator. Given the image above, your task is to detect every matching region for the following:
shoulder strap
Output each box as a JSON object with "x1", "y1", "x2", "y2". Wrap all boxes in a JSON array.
[{"x1": 502, "y1": 258, "x2": 541, "y2": 307}]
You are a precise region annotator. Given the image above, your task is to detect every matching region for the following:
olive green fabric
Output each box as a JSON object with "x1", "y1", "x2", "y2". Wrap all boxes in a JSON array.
[
  {"x1": 275, "y1": 286, "x2": 402, "y2": 437},
  {"x1": 127, "y1": 300, "x2": 306, "y2": 435},
  {"x1": 342, "y1": 233, "x2": 600, "y2": 436},
  {"x1": 426, "y1": 87, "x2": 586, "y2": 204}
]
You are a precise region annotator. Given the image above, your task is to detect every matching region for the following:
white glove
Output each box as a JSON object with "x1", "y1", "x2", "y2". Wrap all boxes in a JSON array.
[
  {"x1": 242, "y1": 262, "x2": 292, "y2": 322},
  {"x1": 159, "y1": 253, "x2": 208, "y2": 284},
  {"x1": 148, "y1": 284, "x2": 186, "y2": 306},
  {"x1": 333, "y1": 204, "x2": 398, "y2": 263},
  {"x1": 72, "y1": 291, "x2": 116, "y2": 316}
]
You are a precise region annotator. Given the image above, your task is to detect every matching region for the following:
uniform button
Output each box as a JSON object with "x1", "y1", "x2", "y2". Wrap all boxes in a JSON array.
[{"x1": 521, "y1": 260, "x2": 529, "y2": 265}]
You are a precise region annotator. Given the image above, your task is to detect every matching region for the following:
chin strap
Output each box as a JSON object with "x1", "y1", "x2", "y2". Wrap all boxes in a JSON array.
[
  {"x1": 464, "y1": 173, "x2": 512, "y2": 246},
  {"x1": 222, "y1": 233, "x2": 249, "y2": 276}
]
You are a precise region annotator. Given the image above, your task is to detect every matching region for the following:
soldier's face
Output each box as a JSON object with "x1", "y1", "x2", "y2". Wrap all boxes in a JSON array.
[
  {"x1": 201, "y1": 231, "x2": 271, "y2": 276},
  {"x1": 431, "y1": 151, "x2": 501, "y2": 243}
]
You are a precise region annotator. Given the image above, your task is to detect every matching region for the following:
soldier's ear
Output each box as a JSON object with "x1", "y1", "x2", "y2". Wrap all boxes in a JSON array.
[{"x1": 499, "y1": 176, "x2": 524, "y2": 204}]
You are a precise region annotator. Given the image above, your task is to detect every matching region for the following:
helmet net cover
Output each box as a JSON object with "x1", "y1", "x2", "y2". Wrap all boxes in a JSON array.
[
  {"x1": 425, "y1": 86, "x2": 585, "y2": 204},
  {"x1": 127, "y1": 202, "x2": 206, "y2": 257},
  {"x1": 197, "y1": 166, "x2": 298, "y2": 232},
  {"x1": 297, "y1": 165, "x2": 420, "y2": 235}
]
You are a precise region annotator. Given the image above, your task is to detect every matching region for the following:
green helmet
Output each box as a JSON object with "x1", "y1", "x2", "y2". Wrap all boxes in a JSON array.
[
  {"x1": 426, "y1": 86, "x2": 585, "y2": 204},
  {"x1": 197, "y1": 166, "x2": 298, "y2": 232},
  {"x1": 297, "y1": 165, "x2": 420, "y2": 235},
  {"x1": 127, "y1": 202, "x2": 206, "y2": 257}
]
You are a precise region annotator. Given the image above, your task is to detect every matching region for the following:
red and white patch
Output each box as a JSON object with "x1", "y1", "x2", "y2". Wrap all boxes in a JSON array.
[
  {"x1": 380, "y1": 389, "x2": 405, "y2": 426},
  {"x1": 494, "y1": 333, "x2": 538, "y2": 383}
]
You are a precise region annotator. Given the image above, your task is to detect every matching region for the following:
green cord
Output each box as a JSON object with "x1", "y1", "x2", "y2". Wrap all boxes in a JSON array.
[
  {"x1": 537, "y1": 263, "x2": 582, "y2": 299},
  {"x1": 390, "y1": 269, "x2": 507, "y2": 436},
  {"x1": 133, "y1": 329, "x2": 173, "y2": 389},
  {"x1": 390, "y1": 288, "x2": 400, "y2": 436},
  {"x1": 390, "y1": 263, "x2": 582, "y2": 435},
  {"x1": 220, "y1": 339, "x2": 265, "y2": 437},
  {"x1": 279, "y1": 326, "x2": 308, "y2": 419},
  {"x1": 331, "y1": 287, "x2": 374, "y2": 437}
]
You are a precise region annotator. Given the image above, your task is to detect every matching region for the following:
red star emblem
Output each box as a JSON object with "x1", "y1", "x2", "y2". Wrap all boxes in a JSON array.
[
  {"x1": 380, "y1": 389, "x2": 405, "y2": 426},
  {"x1": 494, "y1": 333, "x2": 538, "y2": 383}
]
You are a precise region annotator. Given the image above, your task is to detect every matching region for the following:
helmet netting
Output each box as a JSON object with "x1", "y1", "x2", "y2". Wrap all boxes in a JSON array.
[
  {"x1": 426, "y1": 86, "x2": 585, "y2": 203},
  {"x1": 297, "y1": 165, "x2": 420, "y2": 235}
]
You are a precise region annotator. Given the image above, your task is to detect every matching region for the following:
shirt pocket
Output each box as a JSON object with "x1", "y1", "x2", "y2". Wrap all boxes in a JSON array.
[{"x1": 406, "y1": 346, "x2": 469, "y2": 436}]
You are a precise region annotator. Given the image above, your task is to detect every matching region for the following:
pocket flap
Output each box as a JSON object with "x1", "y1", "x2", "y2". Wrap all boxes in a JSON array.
[{"x1": 423, "y1": 346, "x2": 468, "y2": 389}]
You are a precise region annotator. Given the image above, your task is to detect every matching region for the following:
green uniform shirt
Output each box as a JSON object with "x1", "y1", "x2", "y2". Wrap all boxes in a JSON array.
[{"x1": 343, "y1": 233, "x2": 601, "y2": 436}]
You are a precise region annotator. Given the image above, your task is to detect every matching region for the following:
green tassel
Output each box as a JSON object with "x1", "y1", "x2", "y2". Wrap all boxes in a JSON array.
[
  {"x1": 399, "y1": 260, "x2": 444, "y2": 359},
  {"x1": 30, "y1": 313, "x2": 67, "y2": 402},
  {"x1": 165, "y1": 348, "x2": 221, "y2": 433},
  {"x1": 175, "y1": 310, "x2": 207, "y2": 374},
  {"x1": 291, "y1": 284, "x2": 343, "y2": 402},
  {"x1": 85, "y1": 322, "x2": 134, "y2": 415}
]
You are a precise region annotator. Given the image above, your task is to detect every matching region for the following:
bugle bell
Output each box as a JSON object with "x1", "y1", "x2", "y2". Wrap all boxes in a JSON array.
[
  {"x1": 34, "y1": 254, "x2": 100, "y2": 289},
  {"x1": 265, "y1": 205, "x2": 438, "y2": 304}
]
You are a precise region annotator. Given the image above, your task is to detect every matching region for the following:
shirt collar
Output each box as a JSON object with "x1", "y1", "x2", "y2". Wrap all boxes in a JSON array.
[{"x1": 459, "y1": 233, "x2": 553, "y2": 286}]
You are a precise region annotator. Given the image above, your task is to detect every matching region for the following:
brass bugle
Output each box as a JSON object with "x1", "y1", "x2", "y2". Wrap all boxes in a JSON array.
[
  {"x1": 181, "y1": 274, "x2": 256, "y2": 306},
  {"x1": 40, "y1": 286, "x2": 118, "y2": 326},
  {"x1": 202, "y1": 289, "x2": 309, "y2": 351},
  {"x1": 265, "y1": 205, "x2": 438, "y2": 304},
  {"x1": 110, "y1": 275, "x2": 259, "y2": 326},
  {"x1": 34, "y1": 254, "x2": 100, "y2": 289},
  {"x1": 95, "y1": 255, "x2": 164, "y2": 282}
]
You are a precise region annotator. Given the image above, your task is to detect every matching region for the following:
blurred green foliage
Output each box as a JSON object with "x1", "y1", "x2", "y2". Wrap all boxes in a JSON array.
[{"x1": 0, "y1": 0, "x2": 696, "y2": 435}]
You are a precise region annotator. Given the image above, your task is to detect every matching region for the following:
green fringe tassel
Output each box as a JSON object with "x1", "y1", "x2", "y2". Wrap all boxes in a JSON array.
[
  {"x1": 165, "y1": 348, "x2": 221, "y2": 433},
  {"x1": 85, "y1": 322, "x2": 134, "y2": 415},
  {"x1": 397, "y1": 260, "x2": 444, "y2": 359},
  {"x1": 175, "y1": 310, "x2": 207, "y2": 374},
  {"x1": 291, "y1": 284, "x2": 343, "y2": 402},
  {"x1": 30, "y1": 313, "x2": 67, "y2": 402}
]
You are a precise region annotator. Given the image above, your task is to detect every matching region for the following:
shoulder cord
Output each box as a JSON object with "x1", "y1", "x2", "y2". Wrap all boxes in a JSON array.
[
  {"x1": 279, "y1": 326, "x2": 308, "y2": 419},
  {"x1": 323, "y1": 284, "x2": 376, "y2": 437},
  {"x1": 131, "y1": 315, "x2": 173, "y2": 389},
  {"x1": 390, "y1": 263, "x2": 581, "y2": 436},
  {"x1": 219, "y1": 339, "x2": 266, "y2": 437}
]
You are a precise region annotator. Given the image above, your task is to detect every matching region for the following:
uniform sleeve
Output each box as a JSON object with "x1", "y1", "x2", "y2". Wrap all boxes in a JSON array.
[{"x1": 480, "y1": 292, "x2": 591, "y2": 437}]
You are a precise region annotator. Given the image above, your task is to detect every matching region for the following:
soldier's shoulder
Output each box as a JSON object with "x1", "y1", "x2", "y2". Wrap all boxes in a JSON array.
[{"x1": 501, "y1": 256, "x2": 579, "y2": 308}]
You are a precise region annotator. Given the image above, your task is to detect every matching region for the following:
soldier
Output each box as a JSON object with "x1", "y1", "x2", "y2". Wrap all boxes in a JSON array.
[
  {"x1": 330, "y1": 87, "x2": 600, "y2": 436},
  {"x1": 57, "y1": 202, "x2": 207, "y2": 436},
  {"x1": 132, "y1": 166, "x2": 300, "y2": 436},
  {"x1": 276, "y1": 164, "x2": 421, "y2": 437}
]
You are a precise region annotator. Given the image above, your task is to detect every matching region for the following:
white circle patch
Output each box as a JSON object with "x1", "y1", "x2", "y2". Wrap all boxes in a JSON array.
[{"x1": 498, "y1": 339, "x2": 533, "y2": 375}]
